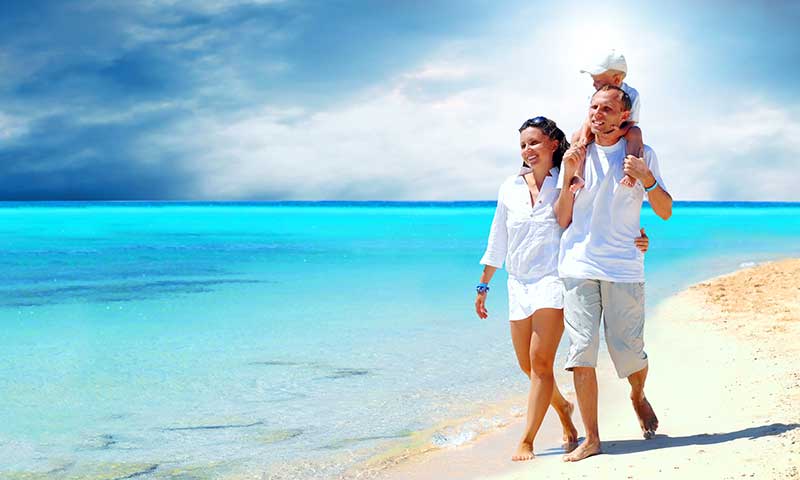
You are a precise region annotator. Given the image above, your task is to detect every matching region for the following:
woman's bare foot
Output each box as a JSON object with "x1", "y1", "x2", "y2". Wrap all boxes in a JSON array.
[
  {"x1": 631, "y1": 395, "x2": 659, "y2": 439},
  {"x1": 512, "y1": 441, "x2": 535, "y2": 461},
  {"x1": 558, "y1": 401, "x2": 579, "y2": 450},
  {"x1": 562, "y1": 438, "x2": 601, "y2": 462}
]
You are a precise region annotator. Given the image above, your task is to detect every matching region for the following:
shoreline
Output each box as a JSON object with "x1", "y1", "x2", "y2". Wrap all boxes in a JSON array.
[{"x1": 367, "y1": 259, "x2": 800, "y2": 480}]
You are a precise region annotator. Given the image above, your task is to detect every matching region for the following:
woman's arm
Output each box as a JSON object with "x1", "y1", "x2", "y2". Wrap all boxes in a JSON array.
[
  {"x1": 475, "y1": 265, "x2": 498, "y2": 319},
  {"x1": 554, "y1": 144, "x2": 586, "y2": 228},
  {"x1": 476, "y1": 188, "x2": 509, "y2": 319}
]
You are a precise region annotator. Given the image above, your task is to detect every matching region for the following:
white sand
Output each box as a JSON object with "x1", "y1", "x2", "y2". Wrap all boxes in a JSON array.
[{"x1": 378, "y1": 259, "x2": 800, "y2": 480}]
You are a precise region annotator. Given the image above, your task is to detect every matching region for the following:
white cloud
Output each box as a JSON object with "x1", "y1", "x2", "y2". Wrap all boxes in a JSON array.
[
  {"x1": 402, "y1": 65, "x2": 479, "y2": 81},
  {"x1": 136, "y1": 0, "x2": 286, "y2": 15},
  {"x1": 0, "y1": 111, "x2": 29, "y2": 141},
  {"x1": 147, "y1": 4, "x2": 800, "y2": 201}
]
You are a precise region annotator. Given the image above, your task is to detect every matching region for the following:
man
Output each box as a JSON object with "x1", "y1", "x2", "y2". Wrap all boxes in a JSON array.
[{"x1": 553, "y1": 85, "x2": 673, "y2": 462}]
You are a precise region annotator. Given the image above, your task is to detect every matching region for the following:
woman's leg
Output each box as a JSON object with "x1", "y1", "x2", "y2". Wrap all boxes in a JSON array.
[
  {"x1": 510, "y1": 316, "x2": 534, "y2": 378},
  {"x1": 509, "y1": 309, "x2": 576, "y2": 460},
  {"x1": 510, "y1": 314, "x2": 577, "y2": 445}
]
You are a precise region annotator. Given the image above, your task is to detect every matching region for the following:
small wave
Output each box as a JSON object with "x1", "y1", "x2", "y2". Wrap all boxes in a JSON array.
[
  {"x1": 430, "y1": 416, "x2": 509, "y2": 448},
  {"x1": 113, "y1": 464, "x2": 159, "y2": 480},
  {"x1": 0, "y1": 278, "x2": 267, "y2": 308},
  {"x1": 164, "y1": 421, "x2": 264, "y2": 432},
  {"x1": 78, "y1": 433, "x2": 117, "y2": 451},
  {"x1": 322, "y1": 431, "x2": 413, "y2": 450},
  {"x1": 739, "y1": 261, "x2": 757, "y2": 268},
  {"x1": 261, "y1": 428, "x2": 304, "y2": 444},
  {"x1": 249, "y1": 360, "x2": 304, "y2": 367},
  {"x1": 321, "y1": 368, "x2": 371, "y2": 379}
]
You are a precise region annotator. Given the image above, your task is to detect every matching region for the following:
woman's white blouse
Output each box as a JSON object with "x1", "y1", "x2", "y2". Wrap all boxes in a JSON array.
[{"x1": 480, "y1": 168, "x2": 563, "y2": 281}]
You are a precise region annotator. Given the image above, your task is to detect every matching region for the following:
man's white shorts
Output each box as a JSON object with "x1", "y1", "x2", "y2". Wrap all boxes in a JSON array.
[{"x1": 563, "y1": 278, "x2": 648, "y2": 378}]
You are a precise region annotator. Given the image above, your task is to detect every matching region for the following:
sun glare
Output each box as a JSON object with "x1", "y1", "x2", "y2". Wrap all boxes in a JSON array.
[{"x1": 553, "y1": 12, "x2": 640, "y2": 70}]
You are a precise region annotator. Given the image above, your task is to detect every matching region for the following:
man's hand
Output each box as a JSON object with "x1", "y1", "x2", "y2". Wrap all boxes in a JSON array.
[
  {"x1": 623, "y1": 154, "x2": 655, "y2": 185},
  {"x1": 475, "y1": 293, "x2": 489, "y2": 319},
  {"x1": 634, "y1": 228, "x2": 649, "y2": 253}
]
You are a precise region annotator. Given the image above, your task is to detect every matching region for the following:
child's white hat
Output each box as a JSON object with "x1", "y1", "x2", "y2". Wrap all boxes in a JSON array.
[{"x1": 580, "y1": 50, "x2": 627, "y2": 75}]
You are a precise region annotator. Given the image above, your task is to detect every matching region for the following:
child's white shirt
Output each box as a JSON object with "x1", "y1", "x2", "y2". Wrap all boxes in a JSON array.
[{"x1": 621, "y1": 82, "x2": 640, "y2": 124}]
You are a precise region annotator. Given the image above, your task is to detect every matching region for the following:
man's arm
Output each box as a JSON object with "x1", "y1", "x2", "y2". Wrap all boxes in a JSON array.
[
  {"x1": 644, "y1": 181, "x2": 672, "y2": 220},
  {"x1": 622, "y1": 152, "x2": 672, "y2": 220}
]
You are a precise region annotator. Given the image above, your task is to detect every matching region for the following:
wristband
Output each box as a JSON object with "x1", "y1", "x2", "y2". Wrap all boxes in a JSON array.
[
  {"x1": 476, "y1": 283, "x2": 490, "y2": 294},
  {"x1": 644, "y1": 180, "x2": 658, "y2": 192}
]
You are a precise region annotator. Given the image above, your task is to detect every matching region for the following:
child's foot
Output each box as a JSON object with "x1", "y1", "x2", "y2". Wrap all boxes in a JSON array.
[
  {"x1": 619, "y1": 174, "x2": 636, "y2": 188},
  {"x1": 569, "y1": 176, "x2": 585, "y2": 194}
]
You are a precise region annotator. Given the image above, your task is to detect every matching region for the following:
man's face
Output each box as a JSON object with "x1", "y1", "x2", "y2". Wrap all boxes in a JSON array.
[
  {"x1": 588, "y1": 90, "x2": 631, "y2": 135},
  {"x1": 590, "y1": 71, "x2": 623, "y2": 90}
]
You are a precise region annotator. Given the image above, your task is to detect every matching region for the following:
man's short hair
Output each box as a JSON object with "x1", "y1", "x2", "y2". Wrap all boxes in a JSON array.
[{"x1": 592, "y1": 85, "x2": 632, "y2": 112}]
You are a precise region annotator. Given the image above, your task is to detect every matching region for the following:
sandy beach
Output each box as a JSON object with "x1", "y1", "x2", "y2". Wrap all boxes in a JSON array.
[{"x1": 377, "y1": 259, "x2": 800, "y2": 480}]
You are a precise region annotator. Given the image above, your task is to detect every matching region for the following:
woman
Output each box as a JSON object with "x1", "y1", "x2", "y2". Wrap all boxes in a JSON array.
[{"x1": 475, "y1": 116, "x2": 648, "y2": 461}]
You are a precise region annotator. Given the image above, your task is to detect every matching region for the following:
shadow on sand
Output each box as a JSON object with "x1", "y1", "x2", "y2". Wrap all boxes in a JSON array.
[{"x1": 541, "y1": 423, "x2": 799, "y2": 457}]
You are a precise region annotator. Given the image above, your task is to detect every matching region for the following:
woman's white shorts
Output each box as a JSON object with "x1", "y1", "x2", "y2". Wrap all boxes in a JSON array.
[{"x1": 507, "y1": 274, "x2": 564, "y2": 321}]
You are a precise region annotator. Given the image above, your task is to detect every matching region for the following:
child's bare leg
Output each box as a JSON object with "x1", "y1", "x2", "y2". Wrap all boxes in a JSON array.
[
  {"x1": 569, "y1": 118, "x2": 593, "y2": 193},
  {"x1": 621, "y1": 126, "x2": 643, "y2": 187}
]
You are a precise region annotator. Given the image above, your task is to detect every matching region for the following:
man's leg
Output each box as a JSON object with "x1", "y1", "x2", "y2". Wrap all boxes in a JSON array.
[
  {"x1": 564, "y1": 367, "x2": 601, "y2": 461},
  {"x1": 600, "y1": 281, "x2": 658, "y2": 438},
  {"x1": 562, "y1": 278, "x2": 603, "y2": 462},
  {"x1": 628, "y1": 365, "x2": 659, "y2": 438}
]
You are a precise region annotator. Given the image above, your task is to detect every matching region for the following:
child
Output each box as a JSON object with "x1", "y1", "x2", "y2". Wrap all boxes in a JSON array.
[{"x1": 569, "y1": 50, "x2": 644, "y2": 192}]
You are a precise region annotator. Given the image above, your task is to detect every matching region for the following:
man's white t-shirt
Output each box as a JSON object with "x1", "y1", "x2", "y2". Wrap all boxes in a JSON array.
[{"x1": 558, "y1": 139, "x2": 667, "y2": 283}]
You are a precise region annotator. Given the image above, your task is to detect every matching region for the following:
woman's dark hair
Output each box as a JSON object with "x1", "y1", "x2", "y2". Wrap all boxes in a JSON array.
[{"x1": 518, "y1": 116, "x2": 569, "y2": 170}]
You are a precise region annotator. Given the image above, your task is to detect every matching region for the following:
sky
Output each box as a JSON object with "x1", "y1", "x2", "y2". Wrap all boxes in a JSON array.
[{"x1": 1, "y1": 0, "x2": 799, "y2": 201}]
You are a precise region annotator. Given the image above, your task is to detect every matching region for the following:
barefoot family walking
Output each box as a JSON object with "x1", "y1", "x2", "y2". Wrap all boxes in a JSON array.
[{"x1": 475, "y1": 116, "x2": 650, "y2": 461}]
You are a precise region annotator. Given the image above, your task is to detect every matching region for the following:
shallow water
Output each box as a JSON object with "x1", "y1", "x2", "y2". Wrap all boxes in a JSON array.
[{"x1": 0, "y1": 201, "x2": 798, "y2": 478}]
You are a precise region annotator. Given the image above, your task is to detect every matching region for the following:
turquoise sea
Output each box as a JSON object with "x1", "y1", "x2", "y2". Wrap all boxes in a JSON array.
[{"x1": 1, "y1": 202, "x2": 799, "y2": 479}]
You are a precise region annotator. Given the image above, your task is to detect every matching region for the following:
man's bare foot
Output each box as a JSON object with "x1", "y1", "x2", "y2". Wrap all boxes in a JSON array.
[
  {"x1": 512, "y1": 441, "x2": 535, "y2": 461},
  {"x1": 558, "y1": 401, "x2": 579, "y2": 449},
  {"x1": 562, "y1": 438, "x2": 601, "y2": 462},
  {"x1": 631, "y1": 395, "x2": 659, "y2": 439}
]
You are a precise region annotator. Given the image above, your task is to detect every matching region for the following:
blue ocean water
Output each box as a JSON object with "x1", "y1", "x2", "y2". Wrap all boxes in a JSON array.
[{"x1": 0, "y1": 201, "x2": 798, "y2": 479}]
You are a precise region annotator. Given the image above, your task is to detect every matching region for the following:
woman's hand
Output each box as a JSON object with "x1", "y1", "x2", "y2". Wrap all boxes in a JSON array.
[
  {"x1": 475, "y1": 292, "x2": 489, "y2": 319},
  {"x1": 562, "y1": 144, "x2": 587, "y2": 180},
  {"x1": 634, "y1": 228, "x2": 649, "y2": 253}
]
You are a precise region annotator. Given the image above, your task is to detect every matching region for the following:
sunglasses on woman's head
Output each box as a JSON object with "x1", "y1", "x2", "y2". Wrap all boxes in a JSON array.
[{"x1": 520, "y1": 116, "x2": 552, "y2": 132}]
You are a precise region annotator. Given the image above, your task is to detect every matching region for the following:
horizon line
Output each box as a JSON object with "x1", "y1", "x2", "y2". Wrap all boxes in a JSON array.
[{"x1": 0, "y1": 200, "x2": 798, "y2": 206}]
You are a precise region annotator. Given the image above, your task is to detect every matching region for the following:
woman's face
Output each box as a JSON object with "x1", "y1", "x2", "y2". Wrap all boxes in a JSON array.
[{"x1": 519, "y1": 127, "x2": 557, "y2": 169}]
